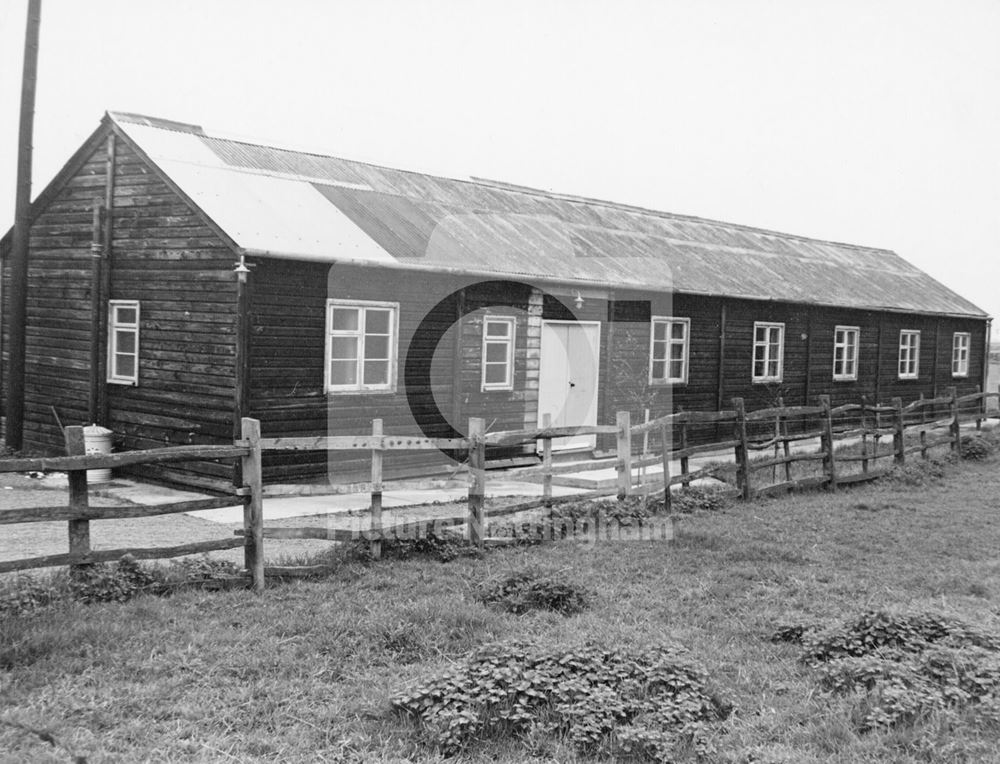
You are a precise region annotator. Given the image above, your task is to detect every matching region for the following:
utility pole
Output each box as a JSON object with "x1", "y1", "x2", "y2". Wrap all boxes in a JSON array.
[{"x1": 6, "y1": 0, "x2": 43, "y2": 451}]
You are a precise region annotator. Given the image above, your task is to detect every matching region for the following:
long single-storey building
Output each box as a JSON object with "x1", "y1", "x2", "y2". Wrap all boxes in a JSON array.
[{"x1": 0, "y1": 112, "x2": 991, "y2": 489}]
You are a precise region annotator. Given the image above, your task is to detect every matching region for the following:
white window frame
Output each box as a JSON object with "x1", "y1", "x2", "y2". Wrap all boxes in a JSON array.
[
  {"x1": 752, "y1": 321, "x2": 785, "y2": 383},
  {"x1": 107, "y1": 299, "x2": 140, "y2": 385},
  {"x1": 648, "y1": 316, "x2": 690, "y2": 385},
  {"x1": 481, "y1": 316, "x2": 516, "y2": 391},
  {"x1": 952, "y1": 332, "x2": 971, "y2": 377},
  {"x1": 898, "y1": 330, "x2": 920, "y2": 379},
  {"x1": 832, "y1": 325, "x2": 860, "y2": 381},
  {"x1": 324, "y1": 299, "x2": 399, "y2": 394}
]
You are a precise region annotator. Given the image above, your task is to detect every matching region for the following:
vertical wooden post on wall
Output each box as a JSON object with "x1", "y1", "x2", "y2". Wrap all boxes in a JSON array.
[
  {"x1": 818, "y1": 395, "x2": 837, "y2": 491},
  {"x1": 732, "y1": 398, "x2": 752, "y2": 500},
  {"x1": 891, "y1": 397, "x2": 906, "y2": 465},
  {"x1": 874, "y1": 314, "x2": 884, "y2": 404},
  {"x1": 803, "y1": 311, "x2": 814, "y2": 406},
  {"x1": 451, "y1": 288, "x2": 466, "y2": 427},
  {"x1": 87, "y1": 203, "x2": 103, "y2": 424},
  {"x1": 947, "y1": 386, "x2": 960, "y2": 452},
  {"x1": 370, "y1": 418, "x2": 384, "y2": 559},
  {"x1": 605, "y1": 295, "x2": 617, "y2": 440},
  {"x1": 616, "y1": 410, "x2": 632, "y2": 500},
  {"x1": 64, "y1": 426, "x2": 91, "y2": 571},
  {"x1": 233, "y1": 254, "x2": 252, "y2": 487},
  {"x1": 659, "y1": 421, "x2": 672, "y2": 514},
  {"x1": 541, "y1": 413, "x2": 552, "y2": 507},
  {"x1": 716, "y1": 302, "x2": 727, "y2": 413},
  {"x1": 931, "y1": 319, "x2": 941, "y2": 401},
  {"x1": 468, "y1": 417, "x2": 486, "y2": 547},
  {"x1": 97, "y1": 131, "x2": 116, "y2": 427},
  {"x1": 241, "y1": 417, "x2": 264, "y2": 592}
]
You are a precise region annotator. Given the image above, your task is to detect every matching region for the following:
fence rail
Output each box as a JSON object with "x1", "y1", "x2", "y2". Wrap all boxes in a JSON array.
[
  {"x1": 1, "y1": 386, "x2": 997, "y2": 588},
  {"x1": 0, "y1": 426, "x2": 251, "y2": 580}
]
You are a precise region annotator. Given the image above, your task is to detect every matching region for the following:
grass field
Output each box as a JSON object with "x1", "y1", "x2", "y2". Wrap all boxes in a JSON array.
[{"x1": 2, "y1": 448, "x2": 1000, "y2": 762}]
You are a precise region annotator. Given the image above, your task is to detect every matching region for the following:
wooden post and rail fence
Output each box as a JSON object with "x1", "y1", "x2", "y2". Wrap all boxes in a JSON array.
[{"x1": 0, "y1": 386, "x2": 997, "y2": 590}]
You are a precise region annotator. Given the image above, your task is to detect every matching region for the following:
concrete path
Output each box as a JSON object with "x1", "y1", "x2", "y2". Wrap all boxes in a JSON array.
[{"x1": 78, "y1": 474, "x2": 589, "y2": 525}]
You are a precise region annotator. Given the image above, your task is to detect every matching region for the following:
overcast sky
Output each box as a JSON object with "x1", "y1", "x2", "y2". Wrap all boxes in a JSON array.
[{"x1": 2, "y1": 0, "x2": 998, "y2": 324}]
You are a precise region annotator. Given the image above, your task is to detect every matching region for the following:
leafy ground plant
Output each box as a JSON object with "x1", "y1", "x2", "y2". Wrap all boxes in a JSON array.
[
  {"x1": 392, "y1": 640, "x2": 732, "y2": 760},
  {"x1": 67, "y1": 554, "x2": 156, "y2": 603},
  {"x1": 775, "y1": 610, "x2": 1000, "y2": 731},
  {"x1": 960, "y1": 432, "x2": 997, "y2": 460},
  {"x1": 0, "y1": 554, "x2": 251, "y2": 615},
  {"x1": 368, "y1": 530, "x2": 482, "y2": 563},
  {"x1": 476, "y1": 567, "x2": 591, "y2": 615}
]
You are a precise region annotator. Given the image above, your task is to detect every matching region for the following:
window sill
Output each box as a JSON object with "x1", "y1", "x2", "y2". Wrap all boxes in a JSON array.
[{"x1": 326, "y1": 388, "x2": 397, "y2": 396}]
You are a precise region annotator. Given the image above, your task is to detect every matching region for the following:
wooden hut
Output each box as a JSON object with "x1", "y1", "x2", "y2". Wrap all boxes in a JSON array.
[{"x1": 0, "y1": 112, "x2": 991, "y2": 489}]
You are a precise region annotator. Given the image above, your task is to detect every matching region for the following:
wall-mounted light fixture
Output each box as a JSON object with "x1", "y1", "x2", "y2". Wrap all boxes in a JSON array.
[{"x1": 573, "y1": 291, "x2": 584, "y2": 310}]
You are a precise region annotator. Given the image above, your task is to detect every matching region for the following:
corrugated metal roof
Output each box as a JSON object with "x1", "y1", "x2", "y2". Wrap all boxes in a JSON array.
[{"x1": 109, "y1": 112, "x2": 987, "y2": 317}]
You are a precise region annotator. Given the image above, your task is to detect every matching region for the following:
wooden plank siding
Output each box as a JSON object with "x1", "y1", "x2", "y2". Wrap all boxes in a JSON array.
[
  {"x1": 17, "y1": 142, "x2": 108, "y2": 451},
  {"x1": 247, "y1": 261, "x2": 541, "y2": 482},
  {"x1": 106, "y1": 140, "x2": 238, "y2": 487},
  {"x1": 0, "y1": 130, "x2": 240, "y2": 489}
]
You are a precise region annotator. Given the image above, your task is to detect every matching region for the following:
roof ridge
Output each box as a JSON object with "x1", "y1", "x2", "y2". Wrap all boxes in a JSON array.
[{"x1": 112, "y1": 110, "x2": 895, "y2": 256}]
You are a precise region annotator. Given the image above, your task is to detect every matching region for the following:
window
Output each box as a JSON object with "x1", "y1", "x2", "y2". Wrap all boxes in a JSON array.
[
  {"x1": 898, "y1": 330, "x2": 920, "y2": 379},
  {"x1": 481, "y1": 316, "x2": 516, "y2": 391},
  {"x1": 325, "y1": 300, "x2": 398, "y2": 393},
  {"x1": 649, "y1": 317, "x2": 690, "y2": 384},
  {"x1": 752, "y1": 322, "x2": 784, "y2": 382},
  {"x1": 832, "y1": 326, "x2": 860, "y2": 381},
  {"x1": 107, "y1": 300, "x2": 140, "y2": 385},
  {"x1": 952, "y1": 332, "x2": 971, "y2": 377}
]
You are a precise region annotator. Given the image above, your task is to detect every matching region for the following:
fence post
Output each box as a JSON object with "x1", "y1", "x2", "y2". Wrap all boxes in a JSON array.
[
  {"x1": 241, "y1": 417, "x2": 264, "y2": 592},
  {"x1": 541, "y1": 413, "x2": 553, "y2": 508},
  {"x1": 370, "y1": 418, "x2": 383, "y2": 560},
  {"x1": 873, "y1": 399, "x2": 882, "y2": 463},
  {"x1": 64, "y1": 426, "x2": 90, "y2": 572},
  {"x1": 616, "y1": 411, "x2": 632, "y2": 500},
  {"x1": 948, "y1": 386, "x2": 960, "y2": 453},
  {"x1": 778, "y1": 396, "x2": 791, "y2": 485},
  {"x1": 859, "y1": 395, "x2": 869, "y2": 474},
  {"x1": 678, "y1": 416, "x2": 690, "y2": 490},
  {"x1": 975, "y1": 384, "x2": 983, "y2": 431},
  {"x1": 920, "y1": 429, "x2": 928, "y2": 460},
  {"x1": 732, "y1": 397, "x2": 752, "y2": 500},
  {"x1": 818, "y1": 395, "x2": 837, "y2": 491},
  {"x1": 660, "y1": 421, "x2": 672, "y2": 514},
  {"x1": 468, "y1": 417, "x2": 486, "y2": 547},
  {"x1": 891, "y1": 397, "x2": 906, "y2": 465}
]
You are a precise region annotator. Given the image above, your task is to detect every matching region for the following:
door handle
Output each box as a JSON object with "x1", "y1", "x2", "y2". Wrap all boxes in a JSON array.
[{"x1": 569, "y1": 382, "x2": 576, "y2": 387}]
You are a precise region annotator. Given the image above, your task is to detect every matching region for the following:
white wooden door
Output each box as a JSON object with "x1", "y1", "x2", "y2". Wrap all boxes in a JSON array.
[{"x1": 538, "y1": 321, "x2": 601, "y2": 450}]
